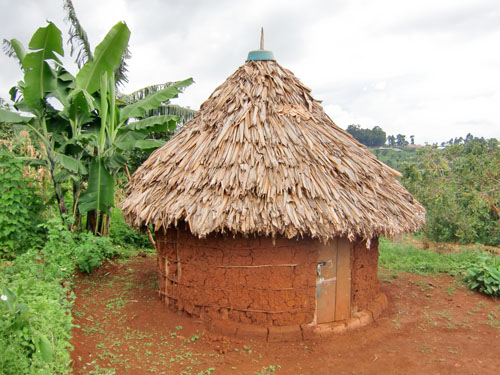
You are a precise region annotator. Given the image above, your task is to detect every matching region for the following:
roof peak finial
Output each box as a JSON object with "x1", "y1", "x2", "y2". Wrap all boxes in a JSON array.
[{"x1": 246, "y1": 28, "x2": 276, "y2": 62}]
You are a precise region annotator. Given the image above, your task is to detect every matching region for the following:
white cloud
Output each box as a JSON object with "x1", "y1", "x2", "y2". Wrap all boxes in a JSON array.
[{"x1": 0, "y1": 0, "x2": 498, "y2": 144}]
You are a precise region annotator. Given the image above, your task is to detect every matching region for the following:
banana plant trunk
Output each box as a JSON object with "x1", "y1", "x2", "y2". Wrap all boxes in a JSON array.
[
  {"x1": 86, "y1": 209, "x2": 111, "y2": 236},
  {"x1": 86, "y1": 210, "x2": 97, "y2": 233},
  {"x1": 72, "y1": 181, "x2": 82, "y2": 232},
  {"x1": 100, "y1": 211, "x2": 110, "y2": 236},
  {"x1": 48, "y1": 159, "x2": 69, "y2": 224}
]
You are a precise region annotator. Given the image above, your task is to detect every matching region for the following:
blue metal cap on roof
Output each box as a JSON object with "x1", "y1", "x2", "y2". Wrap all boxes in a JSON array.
[
  {"x1": 247, "y1": 49, "x2": 276, "y2": 61},
  {"x1": 246, "y1": 28, "x2": 276, "y2": 62}
]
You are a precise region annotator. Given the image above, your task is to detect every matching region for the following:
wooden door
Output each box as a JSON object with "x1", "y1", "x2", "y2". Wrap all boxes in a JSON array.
[{"x1": 316, "y1": 238, "x2": 351, "y2": 323}]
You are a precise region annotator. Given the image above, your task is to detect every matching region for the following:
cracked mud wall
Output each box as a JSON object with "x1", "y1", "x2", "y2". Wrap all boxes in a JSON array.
[
  {"x1": 156, "y1": 227, "x2": 317, "y2": 327},
  {"x1": 350, "y1": 238, "x2": 380, "y2": 310},
  {"x1": 156, "y1": 227, "x2": 381, "y2": 327}
]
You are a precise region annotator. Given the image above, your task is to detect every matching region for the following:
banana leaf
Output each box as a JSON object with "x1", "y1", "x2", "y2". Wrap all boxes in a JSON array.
[
  {"x1": 119, "y1": 115, "x2": 178, "y2": 133},
  {"x1": 0, "y1": 109, "x2": 33, "y2": 124},
  {"x1": 22, "y1": 22, "x2": 63, "y2": 108},
  {"x1": 79, "y1": 158, "x2": 114, "y2": 214},
  {"x1": 54, "y1": 152, "x2": 87, "y2": 174},
  {"x1": 76, "y1": 22, "x2": 130, "y2": 94},
  {"x1": 119, "y1": 78, "x2": 193, "y2": 120}
]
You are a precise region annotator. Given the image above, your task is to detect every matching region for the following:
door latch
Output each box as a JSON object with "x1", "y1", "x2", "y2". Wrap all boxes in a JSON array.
[{"x1": 317, "y1": 261, "x2": 326, "y2": 276}]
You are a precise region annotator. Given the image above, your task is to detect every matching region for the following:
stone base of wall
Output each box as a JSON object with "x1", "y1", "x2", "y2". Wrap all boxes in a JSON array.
[
  {"x1": 207, "y1": 293, "x2": 388, "y2": 342},
  {"x1": 303, "y1": 293, "x2": 388, "y2": 340}
]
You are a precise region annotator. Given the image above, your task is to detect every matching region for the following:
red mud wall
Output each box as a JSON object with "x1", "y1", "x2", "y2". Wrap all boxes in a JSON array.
[
  {"x1": 156, "y1": 227, "x2": 317, "y2": 327},
  {"x1": 351, "y1": 238, "x2": 380, "y2": 311}
]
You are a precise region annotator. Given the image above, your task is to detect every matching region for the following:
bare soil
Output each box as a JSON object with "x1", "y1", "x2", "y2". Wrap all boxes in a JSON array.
[{"x1": 70, "y1": 254, "x2": 500, "y2": 375}]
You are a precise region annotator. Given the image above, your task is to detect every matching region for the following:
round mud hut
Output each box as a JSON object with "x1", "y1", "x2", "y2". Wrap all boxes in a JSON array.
[{"x1": 121, "y1": 40, "x2": 425, "y2": 341}]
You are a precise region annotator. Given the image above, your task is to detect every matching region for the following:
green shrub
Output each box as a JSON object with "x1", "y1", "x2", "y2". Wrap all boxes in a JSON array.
[
  {"x1": 40, "y1": 216, "x2": 120, "y2": 274},
  {"x1": 109, "y1": 208, "x2": 151, "y2": 250},
  {"x1": 37, "y1": 219, "x2": 77, "y2": 282},
  {"x1": 464, "y1": 257, "x2": 500, "y2": 296},
  {"x1": 74, "y1": 232, "x2": 116, "y2": 273},
  {"x1": 0, "y1": 281, "x2": 73, "y2": 375},
  {"x1": 0, "y1": 149, "x2": 47, "y2": 258},
  {"x1": 401, "y1": 138, "x2": 500, "y2": 246}
]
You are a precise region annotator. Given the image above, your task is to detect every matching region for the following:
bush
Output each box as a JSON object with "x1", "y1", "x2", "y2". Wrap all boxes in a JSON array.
[
  {"x1": 464, "y1": 257, "x2": 500, "y2": 296},
  {"x1": 40, "y1": 217, "x2": 120, "y2": 274},
  {"x1": 401, "y1": 138, "x2": 500, "y2": 246},
  {"x1": 109, "y1": 208, "x2": 152, "y2": 250},
  {"x1": 380, "y1": 238, "x2": 500, "y2": 297},
  {"x1": 0, "y1": 149, "x2": 47, "y2": 258},
  {"x1": 74, "y1": 232, "x2": 117, "y2": 273}
]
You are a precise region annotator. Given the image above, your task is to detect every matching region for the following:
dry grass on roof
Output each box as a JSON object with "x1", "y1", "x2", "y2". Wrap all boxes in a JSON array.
[{"x1": 121, "y1": 60, "x2": 425, "y2": 242}]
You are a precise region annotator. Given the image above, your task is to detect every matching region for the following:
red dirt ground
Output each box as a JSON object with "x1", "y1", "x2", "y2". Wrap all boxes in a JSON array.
[{"x1": 70, "y1": 254, "x2": 500, "y2": 375}]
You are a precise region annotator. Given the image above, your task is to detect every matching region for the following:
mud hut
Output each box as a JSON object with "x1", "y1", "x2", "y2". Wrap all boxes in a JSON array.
[{"x1": 121, "y1": 36, "x2": 425, "y2": 341}]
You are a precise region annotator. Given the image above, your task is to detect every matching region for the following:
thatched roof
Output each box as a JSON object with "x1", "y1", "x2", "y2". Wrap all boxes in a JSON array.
[{"x1": 121, "y1": 59, "x2": 425, "y2": 242}]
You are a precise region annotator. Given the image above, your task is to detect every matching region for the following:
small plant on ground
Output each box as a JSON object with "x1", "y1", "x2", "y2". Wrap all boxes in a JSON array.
[
  {"x1": 464, "y1": 256, "x2": 500, "y2": 296},
  {"x1": 255, "y1": 365, "x2": 281, "y2": 374}
]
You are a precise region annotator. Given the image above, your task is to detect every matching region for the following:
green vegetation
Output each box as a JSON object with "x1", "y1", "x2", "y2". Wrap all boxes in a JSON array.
[
  {"x1": 1, "y1": 9, "x2": 192, "y2": 236},
  {"x1": 346, "y1": 124, "x2": 386, "y2": 147},
  {"x1": 0, "y1": 3, "x2": 499, "y2": 374},
  {"x1": 0, "y1": 7, "x2": 169, "y2": 371},
  {"x1": 379, "y1": 238, "x2": 500, "y2": 298},
  {"x1": 0, "y1": 274, "x2": 72, "y2": 375},
  {"x1": 255, "y1": 365, "x2": 281, "y2": 374},
  {"x1": 464, "y1": 257, "x2": 500, "y2": 296},
  {"x1": 1, "y1": 220, "x2": 77, "y2": 374},
  {"x1": 346, "y1": 124, "x2": 414, "y2": 148},
  {"x1": 371, "y1": 147, "x2": 419, "y2": 170},
  {"x1": 401, "y1": 137, "x2": 500, "y2": 246},
  {"x1": 379, "y1": 238, "x2": 495, "y2": 276},
  {"x1": 109, "y1": 208, "x2": 151, "y2": 249},
  {"x1": 0, "y1": 209, "x2": 138, "y2": 374},
  {"x1": 363, "y1": 132, "x2": 500, "y2": 247},
  {"x1": 0, "y1": 149, "x2": 47, "y2": 258}
]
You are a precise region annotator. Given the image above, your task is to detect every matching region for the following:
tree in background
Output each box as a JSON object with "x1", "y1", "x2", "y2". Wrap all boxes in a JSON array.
[
  {"x1": 387, "y1": 135, "x2": 396, "y2": 147},
  {"x1": 371, "y1": 126, "x2": 387, "y2": 146},
  {"x1": 396, "y1": 134, "x2": 409, "y2": 147},
  {"x1": 346, "y1": 124, "x2": 386, "y2": 147},
  {"x1": 402, "y1": 136, "x2": 500, "y2": 245}
]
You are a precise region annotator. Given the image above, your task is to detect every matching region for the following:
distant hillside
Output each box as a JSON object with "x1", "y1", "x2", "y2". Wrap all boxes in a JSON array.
[{"x1": 369, "y1": 147, "x2": 420, "y2": 172}]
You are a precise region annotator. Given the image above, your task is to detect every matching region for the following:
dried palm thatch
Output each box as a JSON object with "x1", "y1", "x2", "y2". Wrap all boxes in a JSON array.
[{"x1": 121, "y1": 60, "x2": 425, "y2": 242}]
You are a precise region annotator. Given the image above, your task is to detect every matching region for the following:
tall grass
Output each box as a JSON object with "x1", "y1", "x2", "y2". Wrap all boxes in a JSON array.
[{"x1": 378, "y1": 238, "x2": 496, "y2": 275}]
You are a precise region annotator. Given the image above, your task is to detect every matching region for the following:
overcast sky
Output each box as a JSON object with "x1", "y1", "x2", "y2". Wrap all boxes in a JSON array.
[{"x1": 1, "y1": 0, "x2": 499, "y2": 144}]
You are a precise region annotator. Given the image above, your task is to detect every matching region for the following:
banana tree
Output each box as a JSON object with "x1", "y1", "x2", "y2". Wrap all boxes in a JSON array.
[
  {"x1": 1, "y1": 22, "x2": 88, "y2": 226},
  {"x1": 3, "y1": 19, "x2": 193, "y2": 235},
  {"x1": 78, "y1": 73, "x2": 193, "y2": 234},
  {"x1": 69, "y1": 21, "x2": 193, "y2": 234}
]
